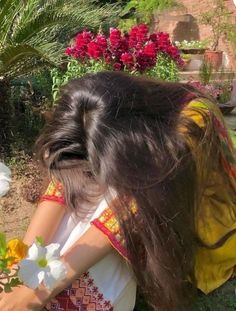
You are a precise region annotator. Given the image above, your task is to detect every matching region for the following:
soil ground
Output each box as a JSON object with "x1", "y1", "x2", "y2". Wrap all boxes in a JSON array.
[{"x1": 0, "y1": 157, "x2": 46, "y2": 240}]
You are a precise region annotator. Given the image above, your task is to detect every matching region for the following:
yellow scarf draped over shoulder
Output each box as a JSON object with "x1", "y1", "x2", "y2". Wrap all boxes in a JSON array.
[{"x1": 183, "y1": 99, "x2": 236, "y2": 294}]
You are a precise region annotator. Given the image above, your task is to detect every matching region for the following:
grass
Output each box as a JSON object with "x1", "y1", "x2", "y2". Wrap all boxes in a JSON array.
[
  {"x1": 193, "y1": 279, "x2": 236, "y2": 311},
  {"x1": 230, "y1": 130, "x2": 236, "y2": 147},
  {"x1": 135, "y1": 279, "x2": 236, "y2": 311}
]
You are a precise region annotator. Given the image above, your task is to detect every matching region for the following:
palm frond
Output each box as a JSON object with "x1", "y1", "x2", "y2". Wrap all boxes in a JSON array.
[
  {"x1": 0, "y1": 1, "x2": 22, "y2": 45},
  {"x1": 13, "y1": 11, "x2": 70, "y2": 43},
  {"x1": 0, "y1": 44, "x2": 58, "y2": 75},
  {"x1": 0, "y1": 0, "x2": 119, "y2": 80},
  {"x1": 13, "y1": 1, "x2": 119, "y2": 44},
  {"x1": 3, "y1": 57, "x2": 53, "y2": 79},
  {"x1": 0, "y1": 0, "x2": 12, "y2": 31}
]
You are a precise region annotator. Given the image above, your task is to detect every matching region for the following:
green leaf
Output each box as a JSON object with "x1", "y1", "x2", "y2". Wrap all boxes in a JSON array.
[
  {"x1": 0, "y1": 233, "x2": 7, "y2": 257},
  {"x1": 35, "y1": 236, "x2": 44, "y2": 246},
  {"x1": 4, "y1": 283, "x2": 12, "y2": 293},
  {"x1": 9, "y1": 277, "x2": 22, "y2": 287},
  {"x1": 0, "y1": 260, "x2": 7, "y2": 271},
  {"x1": 2, "y1": 267, "x2": 10, "y2": 274}
]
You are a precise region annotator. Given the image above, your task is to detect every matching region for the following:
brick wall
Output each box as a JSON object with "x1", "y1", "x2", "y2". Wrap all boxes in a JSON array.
[{"x1": 154, "y1": 0, "x2": 236, "y2": 69}]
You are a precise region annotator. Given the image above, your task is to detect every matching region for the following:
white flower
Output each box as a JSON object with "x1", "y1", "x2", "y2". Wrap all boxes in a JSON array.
[
  {"x1": 18, "y1": 243, "x2": 66, "y2": 290},
  {"x1": 0, "y1": 162, "x2": 11, "y2": 197}
]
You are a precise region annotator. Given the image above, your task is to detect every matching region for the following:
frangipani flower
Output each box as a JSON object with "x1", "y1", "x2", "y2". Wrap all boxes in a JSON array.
[
  {"x1": 6, "y1": 239, "x2": 28, "y2": 266},
  {"x1": 18, "y1": 243, "x2": 66, "y2": 290},
  {"x1": 0, "y1": 162, "x2": 11, "y2": 197}
]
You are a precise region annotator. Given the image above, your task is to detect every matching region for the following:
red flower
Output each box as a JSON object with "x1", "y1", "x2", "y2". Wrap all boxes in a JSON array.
[
  {"x1": 65, "y1": 47, "x2": 74, "y2": 56},
  {"x1": 104, "y1": 51, "x2": 112, "y2": 64},
  {"x1": 119, "y1": 36, "x2": 129, "y2": 52},
  {"x1": 87, "y1": 41, "x2": 102, "y2": 59},
  {"x1": 149, "y1": 33, "x2": 157, "y2": 42},
  {"x1": 75, "y1": 31, "x2": 92, "y2": 48},
  {"x1": 129, "y1": 24, "x2": 148, "y2": 49},
  {"x1": 109, "y1": 28, "x2": 122, "y2": 49},
  {"x1": 135, "y1": 50, "x2": 155, "y2": 72},
  {"x1": 143, "y1": 42, "x2": 156, "y2": 58},
  {"x1": 129, "y1": 26, "x2": 138, "y2": 48},
  {"x1": 120, "y1": 52, "x2": 133, "y2": 66},
  {"x1": 136, "y1": 23, "x2": 148, "y2": 44},
  {"x1": 95, "y1": 34, "x2": 107, "y2": 51},
  {"x1": 113, "y1": 62, "x2": 122, "y2": 71},
  {"x1": 64, "y1": 24, "x2": 183, "y2": 73},
  {"x1": 157, "y1": 32, "x2": 170, "y2": 43}
]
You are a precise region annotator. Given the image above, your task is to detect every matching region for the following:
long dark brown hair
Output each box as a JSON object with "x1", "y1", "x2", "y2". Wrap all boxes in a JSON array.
[{"x1": 36, "y1": 72, "x2": 220, "y2": 310}]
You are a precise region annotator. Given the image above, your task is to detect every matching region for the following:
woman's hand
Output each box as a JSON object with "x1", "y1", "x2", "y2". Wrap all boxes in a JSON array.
[
  {"x1": 0, "y1": 285, "x2": 49, "y2": 311},
  {"x1": 0, "y1": 225, "x2": 112, "y2": 310}
]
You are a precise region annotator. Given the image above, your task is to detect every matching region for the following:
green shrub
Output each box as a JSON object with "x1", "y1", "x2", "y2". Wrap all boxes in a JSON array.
[
  {"x1": 52, "y1": 53, "x2": 179, "y2": 102},
  {"x1": 147, "y1": 53, "x2": 180, "y2": 82},
  {"x1": 227, "y1": 26, "x2": 236, "y2": 54},
  {"x1": 51, "y1": 59, "x2": 110, "y2": 101},
  {"x1": 119, "y1": 0, "x2": 177, "y2": 30}
]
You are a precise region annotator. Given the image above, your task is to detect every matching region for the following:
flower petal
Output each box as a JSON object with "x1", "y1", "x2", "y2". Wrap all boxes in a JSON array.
[
  {"x1": 6, "y1": 239, "x2": 28, "y2": 266},
  {"x1": 27, "y1": 243, "x2": 46, "y2": 260},
  {"x1": 43, "y1": 260, "x2": 66, "y2": 289},
  {"x1": 37, "y1": 270, "x2": 46, "y2": 284},
  {"x1": 48, "y1": 260, "x2": 67, "y2": 279},
  {"x1": 0, "y1": 180, "x2": 10, "y2": 197},
  {"x1": 45, "y1": 243, "x2": 60, "y2": 261},
  {"x1": 18, "y1": 259, "x2": 43, "y2": 289},
  {"x1": 0, "y1": 162, "x2": 11, "y2": 178}
]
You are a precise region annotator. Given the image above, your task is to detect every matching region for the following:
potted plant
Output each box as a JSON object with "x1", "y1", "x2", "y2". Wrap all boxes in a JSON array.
[
  {"x1": 188, "y1": 66, "x2": 236, "y2": 115},
  {"x1": 175, "y1": 40, "x2": 208, "y2": 71},
  {"x1": 188, "y1": 79, "x2": 236, "y2": 114},
  {"x1": 214, "y1": 80, "x2": 235, "y2": 114},
  {"x1": 175, "y1": 40, "x2": 208, "y2": 55},
  {"x1": 201, "y1": 0, "x2": 232, "y2": 69}
]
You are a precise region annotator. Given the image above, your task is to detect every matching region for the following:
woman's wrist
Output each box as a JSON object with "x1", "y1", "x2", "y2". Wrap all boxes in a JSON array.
[
  {"x1": 35, "y1": 284, "x2": 52, "y2": 305},
  {"x1": 33, "y1": 258, "x2": 70, "y2": 304}
]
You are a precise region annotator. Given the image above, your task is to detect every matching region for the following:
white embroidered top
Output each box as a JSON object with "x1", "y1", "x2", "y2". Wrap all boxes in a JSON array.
[{"x1": 46, "y1": 198, "x2": 137, "y2": 311}]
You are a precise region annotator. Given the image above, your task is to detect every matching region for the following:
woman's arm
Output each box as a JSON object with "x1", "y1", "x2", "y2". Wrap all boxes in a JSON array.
[
  {"x1": 23, "y1": 200, "x2": 66, "y2": 246},
  {"x1": 0, "y1": 224, "x2": 112, "y2": 311},
  {"x1": 48, "y1": 223, "x2": 112, "y2": 297}
]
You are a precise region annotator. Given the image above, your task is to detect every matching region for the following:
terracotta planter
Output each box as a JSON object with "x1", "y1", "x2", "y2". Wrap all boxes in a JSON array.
[{"x1": 204, "y1": 50, "x2": 223, "y2": 70}]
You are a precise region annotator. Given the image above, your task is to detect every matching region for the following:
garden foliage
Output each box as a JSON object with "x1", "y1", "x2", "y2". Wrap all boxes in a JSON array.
[
  {"x1": 119, "y1": 0, "x2": 177, "y2": 30},
  {"x1": 52, "y1": 24, "x2": 182, "y2": 99},
  {"x1": 0, "y1": 0, "x2": 119, "y2": 157},
  {"x1": 0, "y1": 0, "x2": 119, "y2": 80}
]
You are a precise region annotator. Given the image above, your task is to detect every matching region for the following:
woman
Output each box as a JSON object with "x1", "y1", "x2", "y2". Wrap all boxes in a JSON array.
[{"x1": 0, "y1": 71, "x2": 235, "y2": 311}]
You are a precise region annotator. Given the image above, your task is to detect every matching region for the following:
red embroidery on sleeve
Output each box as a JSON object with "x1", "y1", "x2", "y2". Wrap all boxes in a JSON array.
[
  {"x1": 46, "y1": 272, "x2": 113, "y2": 311},
  {"x1": 40, "y1": 181, "x2": 65, "y2": 205}
]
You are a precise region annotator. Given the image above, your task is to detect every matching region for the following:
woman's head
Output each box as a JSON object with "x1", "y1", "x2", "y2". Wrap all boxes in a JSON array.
[
  {"x1": 37, "y1": 71, "x2": 203, "y2": 310},
  {"x1": 38, "y1": 71, "x2": 196, "y2": 190}
]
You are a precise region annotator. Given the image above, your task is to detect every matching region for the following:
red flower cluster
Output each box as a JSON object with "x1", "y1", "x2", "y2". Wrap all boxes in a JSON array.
[{"x1": 65, "y1": 24, "x2": 183, "y2": 72}]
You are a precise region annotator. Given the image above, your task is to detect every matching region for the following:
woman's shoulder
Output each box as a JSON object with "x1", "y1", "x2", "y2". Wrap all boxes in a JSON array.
[
  {"x1": 181, "y1": 98, "x2": 234, "y2": 147},
  {"x1": 182, "y1": 97, "x2": 218, "y2": 127}
]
